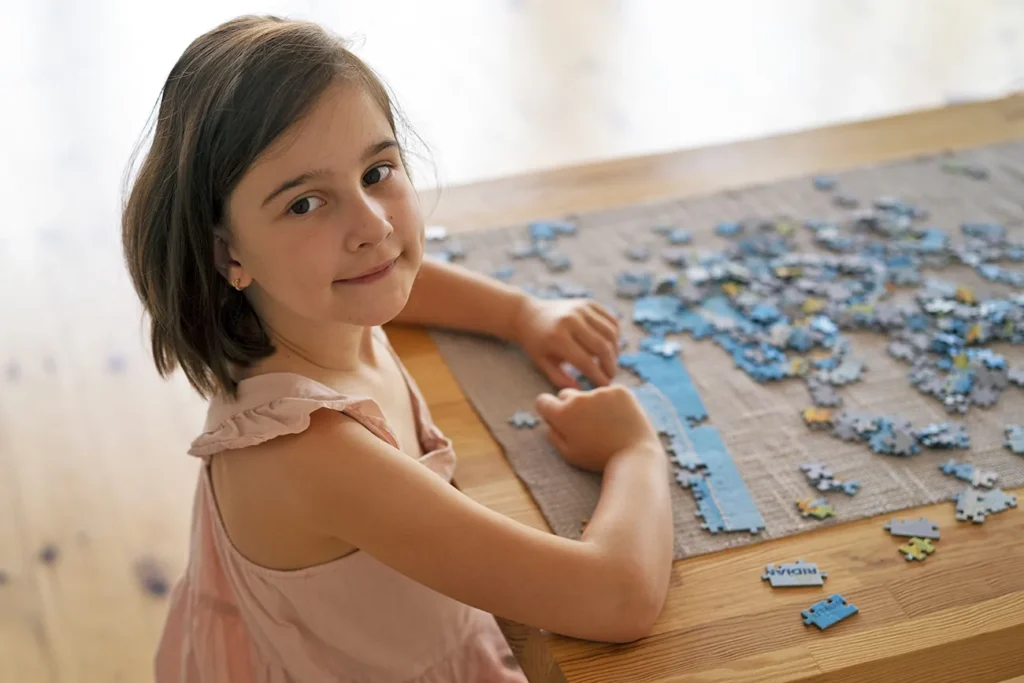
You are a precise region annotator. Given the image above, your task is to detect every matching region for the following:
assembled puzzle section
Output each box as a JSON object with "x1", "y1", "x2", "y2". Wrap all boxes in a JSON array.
[
  {"x1": 629, "y1": 381, "x2": 765, "y2": 534},
  {"x1": 428, "y1": 141, "x2": 1024, "y2": 561}
]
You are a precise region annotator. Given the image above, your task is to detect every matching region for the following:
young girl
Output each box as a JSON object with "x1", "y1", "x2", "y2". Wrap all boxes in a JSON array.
[{"x1": 122, "y1": 15, "x2": 673, "y2": 682}]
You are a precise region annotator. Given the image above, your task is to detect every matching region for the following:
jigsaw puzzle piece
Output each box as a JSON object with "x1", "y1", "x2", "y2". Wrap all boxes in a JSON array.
[
  {"x1": 898, "y1": 537, "x2": 935, "y2": 561},
  {"x1": 938, "y1": 459, "x2": 998, "y2": 488},
  {"x1": 883, "y1": 517, "x2": 940, "y2": 540},
  {"x1": 761, "y1": 559, "x2": 828, "y2": 587},
  {"x1": 508, "y1": 411, "x2": 539, "y2": 429},
  {"x1": 677, "y1": 473, "x2": 726, "y2": 534},
  {"x1": 1006, "y1": 425, "x2": 1024, "y2": 455},
  {"x1": 981, "y1": 488, "x2": 1018, "y2": 515},
  {"x1": 796, "y1": 498, "x2": 834, "y2": 520},
  {"x1": 691, "y1": 424, "x2": 765, "y2": 534},
  {"x1": 631, "y1": 383, "x2": 702, "y2": 471},
  {"x1": 801, "y1": 594, "x2": 858, "y2": 630},
  {"x1": 953, "y1": 487, "x2": 989, "y2": 523},
  {"x1": 619, "y1": 349, "x2": 708, "y2": 422}
]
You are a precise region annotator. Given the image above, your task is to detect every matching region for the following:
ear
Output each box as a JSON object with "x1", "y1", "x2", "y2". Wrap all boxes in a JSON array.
[{"x1": 213, "y1": 228, "x2": 246, "y2": 285}]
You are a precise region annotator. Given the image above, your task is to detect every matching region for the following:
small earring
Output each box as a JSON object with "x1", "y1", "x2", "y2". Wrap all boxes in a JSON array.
[{"x1": 231, "y1": 278, "x2": 243, "y2": 291}]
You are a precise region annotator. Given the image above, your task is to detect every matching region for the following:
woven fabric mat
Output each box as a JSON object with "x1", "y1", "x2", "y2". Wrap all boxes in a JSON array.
[{"x1": 430, "y1": 141, "x2": 1024, "y2": 560}]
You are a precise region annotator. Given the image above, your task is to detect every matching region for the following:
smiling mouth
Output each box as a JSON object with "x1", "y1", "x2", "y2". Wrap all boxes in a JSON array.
[{"x1": 335, "y1": 257, "x2": 399, "y2": 284}]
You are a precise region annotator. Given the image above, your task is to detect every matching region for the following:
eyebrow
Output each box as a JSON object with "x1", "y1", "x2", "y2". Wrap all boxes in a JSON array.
[{"x1": 260, "y1": 138, "x2": 400, "y2": 208}]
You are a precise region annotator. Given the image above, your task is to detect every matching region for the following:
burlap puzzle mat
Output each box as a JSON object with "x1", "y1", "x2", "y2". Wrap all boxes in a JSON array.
[{"x1": 430, "y1": 141, "x2": 1024, "y2": 560}]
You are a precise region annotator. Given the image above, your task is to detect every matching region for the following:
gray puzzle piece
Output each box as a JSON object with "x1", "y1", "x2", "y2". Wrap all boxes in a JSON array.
[
  {"x1": 883, "y1": 517, "x2": 940, "y2": 540},
  {"x1": 939, "y1": 459, "x2": 998, "y2": 488},
  {"x1": 954, "y1": 488, "x2": 989, "y2": 524},
  {"x1": 508, "y1": 411, "x2": 539, "y2": 429},
  {"x1": 982, "y1": 488, "x2": 1018, "y2": 515},
  {"x1": 799, "y1": 463, "x2": 833, "y2": 482},
  {"x1": 761, "y1": 559, "x2": 827, "y2": 587}
]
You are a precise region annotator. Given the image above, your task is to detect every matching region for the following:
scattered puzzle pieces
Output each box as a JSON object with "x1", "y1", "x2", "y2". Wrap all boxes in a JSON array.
[
  {"x1": 915, "y1": 423, "x2": 970, "y2": 449},
  {"x1": 802, "y1": 594, "x2": 858, "y2": 630},
  {"x1": 898, "y1": 537, "x2": 935, "y2": 561},
  {"x1": 883, "y1": 517, "x2": 940, "y2": 540},
  {"x1": 798, "y1": 463, "x2": 859, "y2": 496},
  {"x1": 762, "y1": 559, "x2": 828, "y2": 587}
]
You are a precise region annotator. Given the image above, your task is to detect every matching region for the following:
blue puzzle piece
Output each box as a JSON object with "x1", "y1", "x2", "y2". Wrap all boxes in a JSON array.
[
  {"x1": 701, "y1": 296, "x2": 758, "y2": 335},
  {"x1": 749, "y1": 303, "x2": 782, "y2": 325},
  {"x1": 633, "y1": 296, "x2": 682, "y2": 327},
  {"x1": 676, "y1": 311, "x2": 716, "y2": 339},
  {"x1": 677, "y1": 474, "x2": 727, "y2": 533},
  {"x1": 528, "y1": 221, "x2": 555, "y2": 242},
  {"x1": 624, "y1": 350, "x2": 764, "y2": 534},
  {"x1": 619, "y1": 350, "x2": 708, "y2": 422},
  {"x1": 686, "y1": 424, "x2": 764, "y2": 534},
  {"x1": 802, "y1": 594, "x2": 859, "y2": 630},
  {"x1": 715, "y1": 221, "x2": 744, "y2": 238},
  {"x1": 632, "y1": 383, "x2": 702, "y2": 470},
  {"x1": 813, "y1": 175, "x2": 837, "y2": 191},
  {"x1": 668, "y1": 229, "x2": 692, "y2": 245},
  {"x1": 639, "y1": 336, "x2": 682, "y2": 358}
]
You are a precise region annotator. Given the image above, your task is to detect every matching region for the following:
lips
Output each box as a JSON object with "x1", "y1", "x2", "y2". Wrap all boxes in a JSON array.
[{"x1": 337, "y1": 257, "x2": 398, "y2": 283}]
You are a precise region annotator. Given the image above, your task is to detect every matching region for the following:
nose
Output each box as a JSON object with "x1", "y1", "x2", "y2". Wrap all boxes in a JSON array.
[{"x1": 344, "y1": 192, "x2": 393, "y2": 252}]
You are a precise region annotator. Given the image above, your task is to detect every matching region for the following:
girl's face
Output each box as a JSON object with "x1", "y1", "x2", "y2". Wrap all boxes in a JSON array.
[{"x1": 223, "y1": 81, "x2": 424, "y2": 330}]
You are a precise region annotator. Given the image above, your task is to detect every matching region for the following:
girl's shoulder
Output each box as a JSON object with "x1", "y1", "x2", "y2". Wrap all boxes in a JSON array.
[{"x1": 188, "y1": 371, "x2": 397, "y2": 461}]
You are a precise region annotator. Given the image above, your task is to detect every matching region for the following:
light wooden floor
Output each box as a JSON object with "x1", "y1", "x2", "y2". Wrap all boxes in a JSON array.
[{"x1": 3, "y1": 1, "x2": 1024, "y2": 681}]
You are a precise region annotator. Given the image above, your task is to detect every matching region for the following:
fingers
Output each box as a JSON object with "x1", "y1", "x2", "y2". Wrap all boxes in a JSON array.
[
  {"x1": 587, "y1": 301, "x2": 620, "y2": 331},
  {"x1": 582, "y1": 306, "x2": 619, "y2": 346},
  {"x1": 537, "y1": 357, "x2": 580, "y2": 390},
  {"x1": 566, "y1": 318, "x2": 617, "y2": 385},
  {"x1": 573, "y1": 326, "x2": 618, "y2": 384},
  {"x1": 563, "y1": 343, "x2": 609, "y2": 386},
  {"x1": 534, "y1": 392, "x2": 559, "y2": 418},
  {"x1": 546, "y1": 426, "x2": 571, "y2": 455}
]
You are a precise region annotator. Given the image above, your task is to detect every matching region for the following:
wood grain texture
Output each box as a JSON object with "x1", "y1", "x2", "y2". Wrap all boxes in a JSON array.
[{"x1": 390, "y1": 94, "x2": 1024, "y2": 682}]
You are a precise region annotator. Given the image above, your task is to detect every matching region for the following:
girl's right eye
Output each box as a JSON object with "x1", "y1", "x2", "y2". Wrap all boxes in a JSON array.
[{"x1": 288, "y1": 196, "x2": 325, "y2": 216}]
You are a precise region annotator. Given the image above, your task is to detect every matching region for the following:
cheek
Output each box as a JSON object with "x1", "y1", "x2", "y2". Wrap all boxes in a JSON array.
[
  {"x1": 391, "y1": 194, "x2": 425, "y2": 251},
  {"x1": 259, "y1": 230, "x2": 340, "y2": 291}
]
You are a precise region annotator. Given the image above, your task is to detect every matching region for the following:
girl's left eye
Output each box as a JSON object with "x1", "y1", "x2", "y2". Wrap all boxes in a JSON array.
[
  {"x1": 288, "y1": 196, "x2": 325, "y2": 216},
  {"x1": 363, "y1": 164, "x2": 393, "y2": 186}
]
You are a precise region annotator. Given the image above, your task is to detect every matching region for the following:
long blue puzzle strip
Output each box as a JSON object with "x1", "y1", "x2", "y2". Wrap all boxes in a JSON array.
[
  {"x1": 684, "y1": 423, "x2": 764, "y2": 534},
  {"x1": 619, "y1": 350, "x2": 708, "y2": 423},
  {"x1": 631, "y1": 383, "x2": 703, "y2": 470},
  {"x1": 626, "y1": 350, "x2": 765, "y2": 535}
]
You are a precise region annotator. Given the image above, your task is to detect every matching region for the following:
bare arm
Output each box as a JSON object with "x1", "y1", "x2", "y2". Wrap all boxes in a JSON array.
[
  {"x1": 285, "y1": 409, "x2": 673, "y2": 643},
  {"x1": 391, "y1": 257, "x2": 528, "y2": 341}
]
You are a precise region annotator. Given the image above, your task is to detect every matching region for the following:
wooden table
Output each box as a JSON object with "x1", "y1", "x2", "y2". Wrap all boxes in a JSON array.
[{"x1": 387, "y1": 95, "x2": 1024, "y2": 683}]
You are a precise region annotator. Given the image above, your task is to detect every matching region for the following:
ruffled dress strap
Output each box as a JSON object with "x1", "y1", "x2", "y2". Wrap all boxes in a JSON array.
[{"x1": 188, "y1": 372, "x2": 400, "y2": 461}]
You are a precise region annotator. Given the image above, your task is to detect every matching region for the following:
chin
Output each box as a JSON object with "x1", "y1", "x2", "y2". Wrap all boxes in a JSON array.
[{"x1": 334, "y1": 283, "x2": 413, "y2": 327}]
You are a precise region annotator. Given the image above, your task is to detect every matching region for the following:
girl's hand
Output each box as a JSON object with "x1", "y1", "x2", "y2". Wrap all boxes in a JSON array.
[
  {"x1": 534, "y1": 385, "x2": 662, "y2": 471},
  {"x1": 512, "y1": 297, "x2": 621, "y2": 389}
]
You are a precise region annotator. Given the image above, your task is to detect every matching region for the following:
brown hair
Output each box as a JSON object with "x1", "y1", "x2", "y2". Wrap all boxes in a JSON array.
[{"x1": 122, "y1": 15, "x2": 409, "y2": 400}]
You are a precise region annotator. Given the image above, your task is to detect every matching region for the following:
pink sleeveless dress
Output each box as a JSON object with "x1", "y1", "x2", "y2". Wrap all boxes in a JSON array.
[{"x1": 155, "y1": 328, "x2": 527, "y2": 683}]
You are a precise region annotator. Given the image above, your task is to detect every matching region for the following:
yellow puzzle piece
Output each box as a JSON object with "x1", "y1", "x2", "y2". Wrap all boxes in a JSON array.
[
  {"x1": 898, "y1": 537, "x2": 935, "y2": 561},
  {"x1": 796, "y1": 498, "x2": 835, "y2": 520}
]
